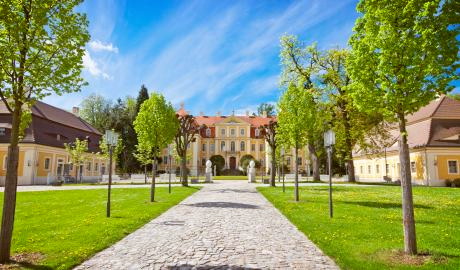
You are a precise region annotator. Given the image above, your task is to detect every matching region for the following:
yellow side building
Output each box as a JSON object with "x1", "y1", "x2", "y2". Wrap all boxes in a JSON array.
[
  {"x1": 353, "y1": 96, "x2": 460, "y2": 186},
  {"x1": 0, "y1": 101, "x2": 109, "y2": 185}
]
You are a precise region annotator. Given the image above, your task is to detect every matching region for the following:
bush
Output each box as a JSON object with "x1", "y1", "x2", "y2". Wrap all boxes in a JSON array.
[
  {"x1": 210, "y1": 155, "x2": 225, "y2": 175},
  {"x1": 448, "y1": 178, "x2": 460, "y2": 188},
  {"x1": 175, "y1": 166, "x2": 190, "y2": 176},
  {"x1": 220, "y1": 169, "x2": 244, "y2": 176},
  {"x1": 445, "y1": 179, "x2": 452, "y2": 187}
]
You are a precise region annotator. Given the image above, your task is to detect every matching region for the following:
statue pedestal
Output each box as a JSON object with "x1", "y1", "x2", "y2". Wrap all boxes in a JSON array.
[
  {"x1": 205, "y1": 171, "x2": 213, "y2": 183},
  {"x1": 205, "y1": 160, "x2": 213, "y2": 183}
]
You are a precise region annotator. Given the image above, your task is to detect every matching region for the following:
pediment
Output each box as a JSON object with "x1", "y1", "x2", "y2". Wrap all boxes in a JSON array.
[{"x1": 217, "y1": 116, "x2": 250, "y2": 125}]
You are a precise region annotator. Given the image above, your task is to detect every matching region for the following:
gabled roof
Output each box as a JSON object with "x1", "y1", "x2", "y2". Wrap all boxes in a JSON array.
[
  {"x1": 406, "y1": 95, "x2": 460, "y2": 124},
  {"x1": 0, "y1": 100, "x2": 101, "y2": 135}
]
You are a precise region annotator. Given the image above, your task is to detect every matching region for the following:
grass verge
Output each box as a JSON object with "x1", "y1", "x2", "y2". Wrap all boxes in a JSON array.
[
  {"x1": 257, "y1": 185, "x2": 460, "y2": 269},
  {"x1": 0, "y1": 186, "x2": 199, "y2": 269}
]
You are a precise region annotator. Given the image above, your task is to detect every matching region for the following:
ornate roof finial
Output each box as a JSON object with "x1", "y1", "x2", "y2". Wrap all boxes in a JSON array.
[{"x1": 180, "y1": 102, "x2": 185, "y2": 109}]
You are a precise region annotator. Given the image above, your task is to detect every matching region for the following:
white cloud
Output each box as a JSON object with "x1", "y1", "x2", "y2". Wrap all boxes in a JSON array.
[
  {"x1": 82, "y1": 51, "x2": 111, "y2": 79},
  {"x1": 89, "y1": 40, "x2": 119, "y2": 53}
]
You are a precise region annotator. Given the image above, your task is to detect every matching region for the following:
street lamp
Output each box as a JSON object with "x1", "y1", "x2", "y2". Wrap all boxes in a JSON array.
[
  {"x1": 324, "y1": 129, "x2": 335, "y2": 218},
  {"x1": 281, "y1": 147, "x2": 285, "y2": 193},
  {"x1": 168, "y1": 144, "x2": 173, "y2": 193},
  {"x1": 105, "y1": 130, "x2": 119, "y2": 218}
]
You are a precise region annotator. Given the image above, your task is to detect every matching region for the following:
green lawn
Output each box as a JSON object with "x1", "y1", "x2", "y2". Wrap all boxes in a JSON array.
[
  {"x1": 1, "y1": 186, "x2": 198, "y2": 269},
  {"x1": 258, "y1": 186, "x2": 460, "y2": 270}
]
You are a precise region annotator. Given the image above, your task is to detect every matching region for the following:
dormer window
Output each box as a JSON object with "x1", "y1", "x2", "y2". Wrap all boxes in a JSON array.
[
  {"x1": 255, "y1": 128, "x2": 260, "y2": 137},
  {"x1": 0, "y1": 128, "x2": 5, "y2": 136},
  {"x1": 206, "y1": 128, "x2": 211, "y2": 137},
  {"x1": 57, "y1": 134, "x2": 61, "y2": 141}
]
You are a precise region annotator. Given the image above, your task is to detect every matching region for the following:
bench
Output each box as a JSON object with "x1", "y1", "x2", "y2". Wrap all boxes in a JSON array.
[
  {"x1": 159, "y1": 173, "x2": 177, "y2": 181},
  {"x1": 102, "y1": 174, "x2": 120, "y2": 182}
]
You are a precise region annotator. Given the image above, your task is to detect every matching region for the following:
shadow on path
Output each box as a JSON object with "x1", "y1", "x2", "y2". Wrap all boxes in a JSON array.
[
  {"x1": 185, "y1": 201, "x2": 260, "y2": 209},
  {"x1": 340, "y1": 201, "x2": 432, "y2": 209},
  {"x1": 167, "y1": 264, "x2": 260, "y2": 270}
]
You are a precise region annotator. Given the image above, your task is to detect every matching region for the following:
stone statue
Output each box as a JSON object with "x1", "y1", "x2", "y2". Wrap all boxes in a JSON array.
[
  {"x1": 248, "y1": 160, "x2": 256, "y2": 183},
  {"x1": 205, "y1": 160, "x2": 213, "y2": 183}
]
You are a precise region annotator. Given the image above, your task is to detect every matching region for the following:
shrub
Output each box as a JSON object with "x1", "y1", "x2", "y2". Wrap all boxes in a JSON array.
[
  {"x1": 445, "y1": 179, "x2": 452, "y2": 187},
  {"x1": 221, "y1": 169, "x2": 244, "y2": 176},
  {"x1": 175, "y1": 166, "x2": 190, "y2": 176},
  {"x1": 210, "y1": 155, "x2": 225, "y2": 175},
  {"x1": 452, "y1": 178, "x2": 460, "y2": 188}
]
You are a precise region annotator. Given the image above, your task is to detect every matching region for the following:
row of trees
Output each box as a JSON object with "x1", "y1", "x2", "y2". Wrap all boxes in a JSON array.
[{"x1": 275, "y1": 0, "x2": 458, "y2": 256}]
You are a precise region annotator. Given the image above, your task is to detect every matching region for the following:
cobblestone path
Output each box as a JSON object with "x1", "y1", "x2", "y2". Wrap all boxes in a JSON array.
[{"x1": 75, "y1": 180, "x2": 338, "y2": 270}]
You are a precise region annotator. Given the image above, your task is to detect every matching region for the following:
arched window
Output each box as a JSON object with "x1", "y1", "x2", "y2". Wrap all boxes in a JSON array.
[
  {"x1": 221, "y1": 141, "x2": 226, "y2": 151},
  {"x1": 230, "y1": 141, "x2": 235, "y2": 151},
  {"x1": 240, "y1": 141, "x2": 245, "y2": 151}
]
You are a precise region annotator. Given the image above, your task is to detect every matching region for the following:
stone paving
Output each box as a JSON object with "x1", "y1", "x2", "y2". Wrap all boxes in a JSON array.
[{"x1": 75, "y1": 180, "x2": 338, "y2": 270}]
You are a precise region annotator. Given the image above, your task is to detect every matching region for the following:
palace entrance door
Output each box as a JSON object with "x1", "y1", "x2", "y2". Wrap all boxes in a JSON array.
[{"x1": 229, "y1": 157, "x2": 236, "y2": 170}]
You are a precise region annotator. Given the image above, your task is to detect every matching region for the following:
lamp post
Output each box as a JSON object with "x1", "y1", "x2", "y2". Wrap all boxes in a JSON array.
[
  {"x1": 324, "y1": 129, "x2": 335, "y2": 218},
  {"x1": 105, "y1": 130, "x2": 119, "y2": 218},
  {"x1": 281, "y1": 147, "x2": 285, "y2": 193},
  {"x1": 168, "y1": 144, "x2": 172, "y2": 193}
]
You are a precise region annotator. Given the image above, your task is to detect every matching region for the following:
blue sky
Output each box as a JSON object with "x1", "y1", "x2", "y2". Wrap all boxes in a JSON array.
[{"x1": 44, "y1": 0, "x2": 362, "y2": 115}]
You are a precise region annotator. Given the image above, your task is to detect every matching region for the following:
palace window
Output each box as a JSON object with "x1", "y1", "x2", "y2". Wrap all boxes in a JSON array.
[
  {"x1": 231, "y1": 129, "x2": 236, "y2": 136},
  {"x1": 376, "y1": 164, "x2": 380, "y2": 174},
  {"x1": 386, "y1": 164, "x2": 390, "y2": 174},
  {"x1": 360, "y1": 166, "x2": 363, "y2": 174},
  {"x1": 202, "y1": 143, "x2": 206, "y2": 152},
  {"x1": 221, "y1": 141, "x2": 226, "y2": 151},
  {"x1": 286, "y1": 157, "x2": 291, "y2": 165},
  {"x1": 368, "y1": 165, "x2": 371, "y2": 174},
  {"x1": 230, "y1": 141, "x2": 235, "y2": 151},
  {"x1": 221, "y1": 129, "x2": 226, "y2": 136},
  {"x1": 44, "y1": 158, "x2": 51, "y2": 170},
  {"x1": 448, "y1": 160, "x2": 458, "y2": 174},
  {"x1": 259, "y1": 144, "x2": 264, "y2": 152},
  {"x1": 206, "y1": 128, "x2": 211, "y2": 137},
  {"x1": 240, "y1": 141, "x2": 245, "y2": 151},
  {"x1": 251, "y1": 144, "x2": 255, "y2": 151},
  {"x1": 86, "y1": 162, "x2": 91, "y2": 171},
  {"x1": 210, "y1": 143, "x2": 215, "y2": 153},
  {"x1": 410, "y1": 161, "x2": 416, "y2": 173},
  {"x1": 255, "y1": 128, "x2": 260, "y2": 137},
  {"x1": 240, "y1": 128, "x2": 245, "y2": 136},
  {"x1": 297, "y1": 157, "x2": 302, "y2": 165},
  {"x1": 0, "y1": 128, "x2": 5, "y2": 136},
  {"x1": 95, "y1": 163, "x2": 99, "y2": 172}
]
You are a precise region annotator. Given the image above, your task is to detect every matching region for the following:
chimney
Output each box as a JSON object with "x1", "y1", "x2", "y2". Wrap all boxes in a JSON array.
[
  {"x1": 262, "y1": 110, "x2": 267, "y2": 118},
  {"x1": 72, "y1": 106, "x2": 80, "y2": 116},
  {"x1": 216, "y1": 111, "x2": 221, "y2": 117},
  {"x1": 245, "y1": 110, "x2": 249, "y2": 116}
]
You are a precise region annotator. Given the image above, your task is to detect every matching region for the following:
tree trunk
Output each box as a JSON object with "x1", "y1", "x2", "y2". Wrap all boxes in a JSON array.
[
  {"x1": 347, "y1": 159, "x2": 355, "y2": 183},
  {"x1": 151, "y1": 157, "x2": 156, "y2": 202},
  {"x1": 181, "y1": 156, "x2": 188, "y2": 187},
  {"x1": 398, "y1": 113, "x2": 417, "y2": 255},
  {"x1": 308, "y1": 143, "x2": 320, "y2": 181},
  {"x1": 144, "y1": 165, "x2": 147, "y2": 184},
  {"x1": 0, "y1": 105, "x2": 22, "y2": 262},
  {"x1": 294, "y1": 146, "x2": 299, "y2": 201},
  {"x1": 343, "y1": 116, "x2": 356, "y2": 182},
  {"x1": 270, "y1": 144, "x2": 276, "y2": 187}
]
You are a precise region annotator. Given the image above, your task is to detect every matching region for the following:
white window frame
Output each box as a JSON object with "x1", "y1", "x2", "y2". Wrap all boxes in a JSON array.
[
  {"x1": 230, "y1": 129, "x2": 236, "y2": 136},
  {"x1": 221, "y1": 129, "x2": 226, "y2": 136},
  {"x1": 367, "y1": 165, "x2": 371, "y2": 174},
  {"x1": 240, "y1": 128, "x2": 245, "y2": 136},
  {"x1": 376, "y1": 164, "x2": 380, "y2": 174},
  {"x1": 255, "y1": 128, "x2": 260, "y2": 137},
  {"x1": 0, "y1": 128, "x2": 6, "y2": 136},
  {"x1": 240, "y1": 141, "x2": 245, "y2": 151},
  {"x1": 410, "y1": 161, "x2": 416, "y2": 173},
  {"x1": 2, "y1": 156, "x2": 7, "y2": 170},
  {"x1": 206, "y1": 128, "x2": 211, "y2": 137},
  {"x1": 447, "y1": 160, "x2": 459, "y2": 174},
  {"x1": 220, "y1": 141, "x2": 226, "y2": 151}
]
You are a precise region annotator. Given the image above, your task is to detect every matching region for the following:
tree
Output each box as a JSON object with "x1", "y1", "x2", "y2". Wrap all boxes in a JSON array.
[
  {"x1": 257, "y1": 103, "x2": 276, "y2": 117},
  {"x1": 135, "y1": 84, "x2": 149, "y2": 113},
  {"x1": 175, "y1": 111, "x2": 201, "y2": 186},
  {"x1": 280, "y1": 35, "x2": 324, "y2": 181},
  {"x1": 239, "y1": 154, "x2": 255, "y2": 174},
  {"x1": 134, "y1": 93, "x2": 178, "y2": 202},
  {"x1": 210, "y1": 155, "x2": 225, "y2": 176},
  {"x1": 277, "y1": 84, "x2": 316, "y2": 201},
  {"x1": 64, "y1": 138, "x2": 89, "y2": 183},
  {"x1": 347, "y1": 0, "x2": 459, "y2": 255},
  {"x1": 134, "y1": 144, "x2": 153, "y2": 184},
  {"x1": 261, "y1": 120, "x2": 277, "y2": 186},
  {"x1": 79, "y1": 94, "x2": 112, "y2": 132},
  {"x1": 0, "y1": 0, "x2": 89, "y2": 261}
]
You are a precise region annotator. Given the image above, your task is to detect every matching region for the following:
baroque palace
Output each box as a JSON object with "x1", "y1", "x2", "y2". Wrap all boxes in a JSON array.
[
  {"x1": 0, "y1": 101, "x2": 108, "y2": 185},
  {"x1": 158, "y1": 105, "x2": 310, "y2": 176}
]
